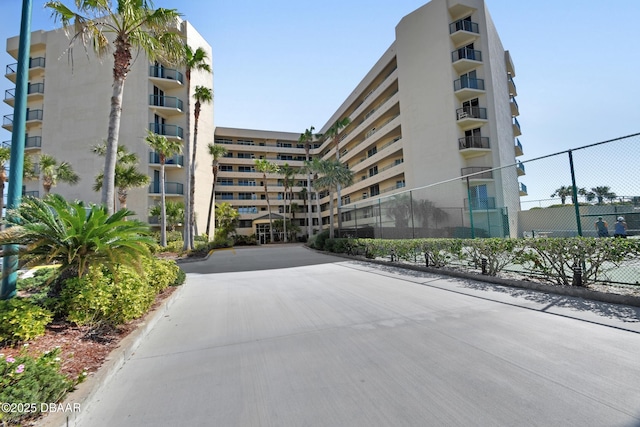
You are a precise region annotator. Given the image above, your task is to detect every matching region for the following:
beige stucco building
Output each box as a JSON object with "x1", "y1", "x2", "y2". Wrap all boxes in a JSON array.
[
  {"x1": 3, "y1": 20, "x2": 213, "y2": 234},
  {"x1": 214, "y1": 0, "x2": 525, "y2": 240}
]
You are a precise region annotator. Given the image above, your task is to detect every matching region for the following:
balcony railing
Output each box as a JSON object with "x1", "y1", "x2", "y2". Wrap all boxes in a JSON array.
[
  {"x1": 451, "y1": 48, "x2": 482, "y2": 62},
  {"x1": 148, "y1": 123, "x2": 183, "y2": 139},
  {"x1": 453, "y1": 77, "x2": 484, "y2": 92},
  {"x1": 461, "y1": 166, "x2": 493, "y2": 179},
  {"x1": 456, "y1": 106, "x2": 487, "y2": 120},
  {"x1": 458, "y1": 136, "x2": 490, "y2": 150},
  {"x1": 464, "y1": 197, "x2": 496, "y2": 210},
  {"x1": 149, "y1": 152, "x2": 184, "y2": 166},
  {"x1": 6, "y1": 57, "x2": 46, "y2": 75},
  {"x1": 149, "y1": 65, "x2": 184, "y2": 84},
  {"x1": 5, "y1": 83, "x2": 45, "y2": 100},
  {"x1": 519, "y1": 182, "x2": 528, "y2": 194},
  {"x1": 149, "y1": 94, "x2": 183, "y2": 111},
  {"x1": 517, "y1": 162, "x2": 525, "y2": 175},
  {"x1": 4, "y1": 109, "x2": 43, "y2": 126},
  {"x1": 449, "y1": 19, "x2": 479, "y2": 34},
  {"x1": 149, "y1": 181, "x2": 184, "y2": 194},
  {"x1": 515, "y1": 138, "x2": 523, "y2": 156}
]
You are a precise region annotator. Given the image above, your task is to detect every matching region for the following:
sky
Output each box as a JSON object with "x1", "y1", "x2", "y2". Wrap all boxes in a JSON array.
[{"x1": 1, "y1": 0, "x2": 639, "y2": 203}]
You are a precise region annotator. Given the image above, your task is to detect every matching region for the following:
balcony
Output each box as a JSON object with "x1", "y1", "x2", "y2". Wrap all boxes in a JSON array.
[
  {"x1": 449, "y1": 19, "x2": 479, "y2": 46},
  {"x1": 510, "y1": 96, "x2": 519, "y2": 117},
  {"x1": 3, "y1": 109, "x2": 43, "y2": 131},
  {"x1": 519, "y1": 182, "x2": 528, "y2": 196},
  {"x1": 5, "y1": 57, "x2": 46, "y2": 83},
  {"x1": 456, "y1": 106, "x2": 487, "y2": 129},
  {"x1": 516, "y1": 162, "x2": 525, "y2": 176},
  {"x1": 2, "y1": 135, "x2": 42, "y2": 151},
  {"x1": 512, "y1": 117, "x2": 522, "y2": 137},
  {"x1": 451, "y1": 48, "x2": 482, "y2": 74},
  {"x1": 515, "y1": 139, "x2": 523, "y2": 157},
  {"x1": 149, "y1": 152, "x2": 184, "y2": 167},
  {"x1": 149, "y1": 65, "x2": 184, "y2": 89},
  {"x1": 453, "y1": 77, "x2": 484, "y2": 99},
  {"x1": 461, "y1": 166, "x2": 493, "y2": 180},
  {"x1": 508, "y1": 75, "x2": 517, "y2": 96},
  {"x1": 148, "y1": 181, "x2": 184, "y2": 196},
  {"x1": 4, "y1": 83, "x2": 45, "y2": 107},
  {"x1": 464, "y1": 197, "x2": 496, "y2": 210},
  {"x1": 148, "y1": 123, "x2": 183, "y2": 140},
  {"x1": 458, "y1": 136, "x2": 490, "y2": 158},
  {"x1": 23, "y1": 190, "x2": 40, "y2": 198},
  {"x1": 149, "y1": 95, "x2": 183, "y2": 115},
  {"x1": 505, "y1": 51, "x2": 516, "y2": 77}
]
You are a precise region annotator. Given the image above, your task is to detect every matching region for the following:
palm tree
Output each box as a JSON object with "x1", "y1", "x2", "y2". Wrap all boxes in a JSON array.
[
  {"x1": 323, "y1": 118, "x2": 351, "y2": 234},
  {"x1": 45, "y1": 0, "x2": 183, "y2": 213},
  {"x1": 298, "y1": 187, "x2": 308, "y2": 232},
  {"x1": 279, "y1": 163, "x2": 295, "y2": 242},
  {"x1": 310, "y1": 158, "x2": 354, "y2": 239},
  {"x1": 181, "y1": 45, "x2": 212, "y2": 251},
  {"x1": 39, "y1": 154, "x2": 79, "y2": 196},
  {"x1": 299, "y1": 127, "x2": 318, "y2": 238},
  {"x1": 205, "y1": 143, "x2": 228, "y2": 239},
  {"x1": 254, "y1": 159, "x2": 279, "y2": 243},
  {"x1": 551, "y1": 186, "x2": 573, "y2": 205},
  {"x1": 0, "y1": 194, "x2": 153, "y2": 281},
  {"x1": 415, "y1": 199, "x2": 448, "y2": 231},
  {"x1": 214, "y1": 202, "x2": 239, "y2": 241},
  {"x1": 150, "y1": 200, "x2": 185, "y2": 233},
  {"x1": 187, "y1": 85, "x2": 213, "y2": 248},
  {"x1": 587, "y1": 186, "x2": 616, "y2": 205},
  {"x1": 94, "y1": 163, "x2": 149, "y2": 211},
  {"x1": 145, "y1": 131, "x2": 183, "y2": 247},
  {"x1": 93, "y1": 144, "x2": 149, "y2": 212}
]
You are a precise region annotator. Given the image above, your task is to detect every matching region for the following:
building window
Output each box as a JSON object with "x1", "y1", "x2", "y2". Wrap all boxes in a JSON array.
[
  {"x1": 218, "y1": 179, "x2": 234, "y2": 186},
  {"x1": 277, "y1": 141, "x2": 292, "y2": 148},
  {"x1": 219, "y1": 192, "x2": 233, "y2": 200},
  {"x1": 237, "y1": 152, "x2": 254, "y2": 159},
  {"x1": 214, "y1": 138, "x2": 232, "y2": 144},
  {"x1": 237, "y1": 139, "x2": 255, "y2": 146},
  {"x1": 278, "y1": 155, "x2": 294, "y2": 161},
  {"x1": 238, "y1": 166, "x2": 255, "y2": 173},
  {"x1": 220, "y1": 165, "x2": 233, "y2": 172},
  {"x1": 238, "y1": 179, "x2": 256, "y2": 186},
  {"x1": 396, "y1": 180, "x2": 406, "y2": 189},
  {"x1": 223, "y1": 152, "x2": 233, "y2": 158},
  {"x1": 238, "y1": 207, "x2": 258, "y2": 214},
  {"x1": 367, "y1": 147, "x2": 377, "y2": 158},
  {"x1": 369, "y1": 166, "x2": 378, "y2": 177},
  {"x1": 238, "y1": 193, "x2": 255, "y2": 200},
  {"x1": 238, "y1": 220, "x2": 253, "y2": 228},
  {"x1": 370, "y1": 184, "x2": 380, "y2": 197}
]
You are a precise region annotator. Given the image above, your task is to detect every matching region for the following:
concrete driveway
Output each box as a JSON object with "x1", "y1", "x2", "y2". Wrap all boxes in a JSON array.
[{"x1": 76, "y1": 244, "x2": 640, "y2": 426}]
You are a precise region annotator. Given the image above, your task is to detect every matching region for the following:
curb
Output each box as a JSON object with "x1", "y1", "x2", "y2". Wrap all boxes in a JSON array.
[{"x1": 39, "y1": 283, "x2": 187, "y2": 427}]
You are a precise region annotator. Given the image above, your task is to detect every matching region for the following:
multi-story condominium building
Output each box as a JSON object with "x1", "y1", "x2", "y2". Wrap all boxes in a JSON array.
[
  {"x1": 2, "y1": 20, "x2": 213, "y2": 233},
  {"x1": 214, "y1": 0, "x2": 524, "y2": 240}
]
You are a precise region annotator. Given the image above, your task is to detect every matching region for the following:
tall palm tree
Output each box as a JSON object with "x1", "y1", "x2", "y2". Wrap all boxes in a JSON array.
[
  {"x1": 45, "y1": 0, "x2": 183, "y2": 213},
  {"x1": 181, "y1": 45, "x2": 212, "y2": 251},
  {"x1": 279, "y1": 163, "x2": 295, "y2": 242},
  {"x1": 323, "y1": 118, "x2": 351, "y2": 234},
  {"x1": 187, "y1": 85, "x2": 213, "y2": 248},
  {"x1": 299, "y1": 127, "x2": 318, "y2": 238},
  {"x1": 254, "y1": 159, "x2": 279, "y2": 243},
  {"x1": 298, "y1": 187, "x2": 308, "y2": 232},
  {"x1": 205, "y1": 143, "x2": 228, "y2": 238},
  {"x1": 39, "y1": 154, "x2": 79, "y2": 196},
  {"x1": 145, "y1": 131, "x2": 183, "y2": 247},
  {"x1": 93, "y1": 144, "x2": 149, "y2": 211},
  {"x1": 310, "y1": 158, "x2": 354, "y2": 239}
]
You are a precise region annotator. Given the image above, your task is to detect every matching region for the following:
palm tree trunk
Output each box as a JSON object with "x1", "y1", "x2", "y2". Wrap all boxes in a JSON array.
[
  {"x1": 335, "y1": 141, "x2": 342, "y2": 237},
  {"x1": 160, "y1": 163, "x2": 167, "y2": 247},
  {"x1": 329, "y1": 191, "x2": 335, "y2": 239},
  {"x1": 102, "y1": 78, "x2": 125, "y2": 214},
  {"x1": 315, "y1": 190, "x2": 321, "y2": 235},
  {"x1": 183, "y1": 87, "x2": 192, "y2": 251},
  {"x1": 283, "y1": 184, "x2": 288, "y2": 243},
  {"x1": 205, "y1": 172, "x2": 216, "y2": 239},
  {"x1": 263, "y1": 174, "x2": 274, "y2": 243},
  {"x1": 189, "y1": 104, "x2": 201, "y2": 249},
  {"x1": 0, "y1": 178, "x2": 5, "y2": 229}
]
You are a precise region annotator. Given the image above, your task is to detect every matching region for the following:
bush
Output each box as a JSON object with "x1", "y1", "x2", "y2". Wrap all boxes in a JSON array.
[
  {"x1": 0, "y1": 348, "x2": 79, "y2": 425},
  {"x1": 17, "y1": 267, "x2": 59, "y2": 293},
  {"x1": 314, "y1": 230, "x2": 330, "y2": 250},
  {"x1": 234, "y1": 234, "x2": 257, "y2": 246},
  {"x1": 0, "y1": 299, "x2": 52, "y2": 345},
  {"x1": 142, "y1": 257, "x2": 179, "y2": 293},
  {"x1": 173, "y1": 268, "x2": 186, "y2": 286}
]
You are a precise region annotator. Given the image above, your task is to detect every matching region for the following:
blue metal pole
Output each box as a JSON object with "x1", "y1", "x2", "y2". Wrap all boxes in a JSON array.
[{"x1": 1, "y1": 0, "x2": 32, "y2": 300}]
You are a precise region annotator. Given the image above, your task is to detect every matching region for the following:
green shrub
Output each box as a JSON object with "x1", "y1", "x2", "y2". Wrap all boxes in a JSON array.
[
  {"x1": 234, "y1": 234, "x2": 257, "y2": 246},
  {"x1": 210, "y1": 236, "x2": 232, "y2": 249},
  {"x1": 142, "y1": 257, "x2": 179, "y2": 293},
  {"x1": 467, "y1": 238, "x2": 524, "y2": 276},
  {"x1": 0, "y1": 348, "x2": 79, "y2": 425},
  {"x1": 173, "y1": 268, "x2": 186, "y2": 286},
  {"x1": 17, "y1": 267, "x2": 59, "y2": 293},
  {"x1": 314, "y1": 230, "x2": 330, "y2": 250},
  {"x1": 0, "y1": 299, "x2": 52, "y2": 345}
]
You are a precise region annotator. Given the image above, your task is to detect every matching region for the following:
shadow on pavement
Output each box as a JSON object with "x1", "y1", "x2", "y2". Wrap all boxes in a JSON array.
[{"x1": 179, "y1": 244, "x2": 344, "y2": 274}]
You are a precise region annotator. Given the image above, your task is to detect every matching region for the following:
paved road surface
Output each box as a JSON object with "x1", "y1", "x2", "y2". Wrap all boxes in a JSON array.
[{"x1": 77, "y1": 245, "x2": 640, "y2": 426}]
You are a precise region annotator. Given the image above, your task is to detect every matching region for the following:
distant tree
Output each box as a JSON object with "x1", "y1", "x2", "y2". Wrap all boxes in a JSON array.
[
  {"x1": 323, "y1": 118, "x2": 351, "y2": 233},
  {"x1": 299, "y1": 127, "x2": 319, "y2": 238},
  {"x1": 150, "y1": 201, "x2": 185, "y2": 233},
  {"x1": 205, "y1": 143, "x2": 228, "y2": 239},
  {"x1": 551, "y1": 186, "x2": 573, "y2": 205},
  {"x1": 214, "y1": 202, "x2": 239, "y2": 241},
  {"x1": 254, "y1": 159, "x2": 279, "y2": 243},
  {"x1": 93, "y1": 145, "x2": 149, "y2": 212},
  {"x1": 586, "y1": 186, "x2": 616, "y2": 205},
  {"x1": 40, "y1": 154, "x2": 79, "y2": 196},
  {"x1": 279, "y1": 163, "x2": 296, "y2": 242},
  {"x1": 309, "y1": 158, "x2": 354, "y2": 239}
]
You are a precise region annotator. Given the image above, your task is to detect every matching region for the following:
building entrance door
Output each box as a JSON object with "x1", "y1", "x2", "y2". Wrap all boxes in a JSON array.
[{"x1": 256, "y1": 223, "x2": 271, "y2": 245}]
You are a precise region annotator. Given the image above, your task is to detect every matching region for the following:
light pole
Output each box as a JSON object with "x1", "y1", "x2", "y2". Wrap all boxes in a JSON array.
[{"x1": 1, "y1": 0, "x2": 32, "y2": 300}]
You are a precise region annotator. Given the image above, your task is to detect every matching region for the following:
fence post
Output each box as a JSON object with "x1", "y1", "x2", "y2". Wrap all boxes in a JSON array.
[
  {"x1": 466, "y1": 177, "x2": 475, "y2": 238},
  {"x1": 568, "y1": 150, "x2": 583, "y2": 236},
  {"x1": 410, "y1": 190, "x2": 415, "y2": 239}
]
